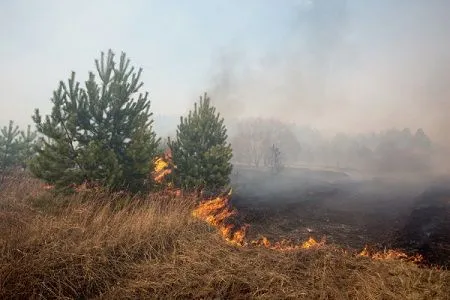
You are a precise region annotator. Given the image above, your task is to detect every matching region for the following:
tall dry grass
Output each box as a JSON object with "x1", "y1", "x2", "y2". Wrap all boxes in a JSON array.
[{"x1": 0, "y1": 174, "x2": 449, "y2": 299}]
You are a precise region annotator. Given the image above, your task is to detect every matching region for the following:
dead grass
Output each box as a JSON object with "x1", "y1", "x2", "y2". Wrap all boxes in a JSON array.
[{"x1": 0, "y1": 175, "x2": 449, "y2": 299}]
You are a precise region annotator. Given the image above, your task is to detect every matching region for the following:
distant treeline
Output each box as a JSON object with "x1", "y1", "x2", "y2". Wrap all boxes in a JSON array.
[{"x1": 231, "y1": 118, "x2": 433, "y2": 173}]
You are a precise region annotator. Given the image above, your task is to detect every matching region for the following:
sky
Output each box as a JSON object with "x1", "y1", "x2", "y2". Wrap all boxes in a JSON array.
[
  {"x1": 1, "y1": 0, "x2": 450, "y2": 144},
  {"x1": 0, "y1": 0, "x2": 299, "y2": 126}
]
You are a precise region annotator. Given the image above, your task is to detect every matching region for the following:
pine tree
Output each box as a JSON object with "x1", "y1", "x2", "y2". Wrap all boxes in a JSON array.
[
  {"x1": 0, "y1": 121, "x2": 37, "y2": 184},
  {"x1": 169, "y1": 93, "x2": 232, "y2": 194},
  {"x1": 0, "y1": 121, "x2": 22, "y2": 172},
  {"x1": 18, "y1": 125, "x2": 38, "y2": 169},
  {"x1": 30, "y1": 50, "x2": 159, "y2": 193}
]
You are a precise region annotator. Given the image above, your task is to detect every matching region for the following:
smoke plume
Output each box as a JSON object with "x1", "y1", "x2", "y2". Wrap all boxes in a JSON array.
[{"x1": 208, "y1": 0, "x2": 450, "y2": 147}]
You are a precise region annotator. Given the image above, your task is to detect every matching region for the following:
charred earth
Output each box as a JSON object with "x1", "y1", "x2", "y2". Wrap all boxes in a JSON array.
[
  {"x1": 231, "y1": 166, "x2": 449, "y2": 267},
  {"x1": 394, "y1": 180, "x2": 450, "y2": 267}
]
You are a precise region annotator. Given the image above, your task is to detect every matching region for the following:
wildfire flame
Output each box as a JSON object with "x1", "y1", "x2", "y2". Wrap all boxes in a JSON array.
[
  {"x1": 192, "y1": 190, "x2": 249, "y2": 246},
  {"x1": 191, "y1": 189, "x2": 424, "y2": 263},
  {"x1": 192, "y1": 189, "x2": 323, "y2": 250},
  {"x1": 251, "y1": 236, "x2": 324, "y2": 251},
  {"x1": 358, "y1": 245, "x2": 424, "y2": 263},
  {"x1": 153, "y1": 150, "x2": 173, "y2": 184}
]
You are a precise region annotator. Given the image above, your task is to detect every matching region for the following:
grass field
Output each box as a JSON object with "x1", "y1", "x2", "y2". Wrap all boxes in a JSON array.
[{"x1": 0, "y1": 175, "x2": 448, "y2": 299}]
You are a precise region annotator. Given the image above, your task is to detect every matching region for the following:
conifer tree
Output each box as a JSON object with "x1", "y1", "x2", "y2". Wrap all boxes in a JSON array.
[
  {"x1": 18, "y1": 125, "x2": 38, "y2": 168},
  {"x1": 0, "y1": 121, "x2": 22, "y2": 172},
  {"x1": 0, "y1": 121, "x2": 37, "y2": 183},
  {"x1": 169, "y1": 93, "x2": 232, "y2": 194},
  {"x1": 30, "y1": 50, "x2": 159, "y2": 193}
]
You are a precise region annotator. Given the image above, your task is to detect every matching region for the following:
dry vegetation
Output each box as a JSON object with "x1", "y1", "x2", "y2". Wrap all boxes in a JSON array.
[{"x1": 0, "y1": 175, "x2": 449, "y2": 299}]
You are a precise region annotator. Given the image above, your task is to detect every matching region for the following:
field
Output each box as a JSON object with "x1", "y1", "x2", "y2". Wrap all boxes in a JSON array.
[{"x1": 0, "y1": 173, "x2": 449, "y2": 299}]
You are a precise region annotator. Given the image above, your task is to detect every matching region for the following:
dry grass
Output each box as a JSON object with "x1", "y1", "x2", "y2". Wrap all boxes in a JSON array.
[{"x1": 0, "y1": 175, "x2": 449, "y2": 299}]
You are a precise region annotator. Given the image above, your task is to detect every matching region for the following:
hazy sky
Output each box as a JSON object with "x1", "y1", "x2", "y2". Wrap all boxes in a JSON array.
[
  {"x1": 0, "y1": 0, "x2": 298, "y2": 125},
  {"x1": 2, "y1": 0, "x2": 450, "y2": 143}
]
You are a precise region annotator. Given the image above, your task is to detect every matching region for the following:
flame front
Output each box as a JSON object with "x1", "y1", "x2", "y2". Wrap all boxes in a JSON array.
[
  {"x1": 301, "y1": 237, "x2": 320, "y2": 249},
  {"x1": 191, "y1": 191, "x2": 424, "y2": 264},
  {"x1": 192, "y1": 191, "x2": 323, "y2": 250},
  {"x1": 252, "y1": 235, "x2": 323, "y2": 251},
  {"x1": 192, "y1": 192, "x2": 249, "y2": 246},
  {"x1": 358, "y1": 245, "x2": 423, "y2": 263}
]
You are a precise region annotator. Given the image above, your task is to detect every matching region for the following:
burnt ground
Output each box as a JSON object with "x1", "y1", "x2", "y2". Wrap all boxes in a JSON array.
[{"x1": 231, "y1": 167, "x2": 450, "y2": 266}]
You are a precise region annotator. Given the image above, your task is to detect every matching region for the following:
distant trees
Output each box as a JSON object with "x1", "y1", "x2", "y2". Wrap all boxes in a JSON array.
[
  {"x1": 0, "y1": 121, "x2": 37, "y2": 176},
  {"x1": 30, "y1": 50, "x2": 159, "y2": 193},
  {"x1": 169, "y1": 93, "x2": 232, "y2": 194},
  {"x1": 268, "y1": 144, "x2": 283, "y2": 175},
  {"x1": 231, "y1": 118, "x2": 301, "y2": 168},
  {"x1": 372, "y1": 128, "x2": 432, "y2": 172},
  {"x1": 231, "y1": 118, "x2": 265, "y2": 167},
  {"x1": 231, "y1": 121, "x2": 433, "y2": 174},
  {"x1": 293, "y1": 127, "x2": 433, "y2": 173}
]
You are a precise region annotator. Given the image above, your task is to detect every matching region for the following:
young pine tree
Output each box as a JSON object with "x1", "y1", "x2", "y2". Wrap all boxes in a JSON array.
[
  {"x1": 0, "y1": 121, "x2": 37, "y2": 184},
  {"x1": 18, "y1": 125, "x2": 38, "y2": 169},
  {"x1": 0, "y1": 121, "x2": 22, "y2": 173},
  {"x1": 169, "y1": 93, "x2": 232, "y2": 194},
  {"x1": 30, "y1": 50, "x2": 159, "y2": 193}
]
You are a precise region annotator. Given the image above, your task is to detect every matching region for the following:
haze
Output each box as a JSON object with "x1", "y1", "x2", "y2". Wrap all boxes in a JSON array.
[{"x1": 2, "y1": 0, "x2": 450, "y2": 146}]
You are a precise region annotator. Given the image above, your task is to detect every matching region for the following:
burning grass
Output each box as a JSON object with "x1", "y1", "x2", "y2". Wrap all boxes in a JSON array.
[
  {"x1": 359, "y1": 245, "x2": 424, "y2": 264},
  {"x1": 192, "y1": 190, "x2": 249, "y2": 246},
  {"x1": 0, "y1": 176, "x2": 449, "y2": 299},
  {"x1": 191, "y1": 190, "x2": 426, "y2": 265},
  {"x1": 192, "y1": 192, "x2": 326, "y2": 250}
]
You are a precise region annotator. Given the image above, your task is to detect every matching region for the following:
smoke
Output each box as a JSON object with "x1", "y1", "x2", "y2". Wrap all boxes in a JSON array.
[{"x1": 208, "y1": 0, "x2": 450, "y2": 146}]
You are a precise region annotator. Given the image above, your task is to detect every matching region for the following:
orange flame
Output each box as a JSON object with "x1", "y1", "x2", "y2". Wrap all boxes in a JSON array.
[
  {"x1": 251, "y1": 236, "x2": 323, "y2": 251},
  {"x1": 192, "y1": 190, "x2": 249, "y2": 246},
  {"x1": 358, "y1": 245, "x2": 423, "y2": 263},
  {"x1": 151, "y1": 149, "x2": 183, "y2": 197},
  {"x1": 192, "y1": 190, "x2": 323, "y2": 250},
  {"x1": 301, "y1": 236, "x2": 321, "y2": 249},
  {"x1": 191, "y1": 191, "x2": 423, "y2": 264},
  {"x1": 153, "y1": 150, "x2": 172, "y2": 184}
]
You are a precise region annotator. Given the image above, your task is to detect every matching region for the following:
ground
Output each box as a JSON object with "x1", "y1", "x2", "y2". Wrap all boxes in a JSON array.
[
  {"x1": 0, "y1": 173, "x2": 448, "y2": 299},
  {"x1": 231, "y1": 166, "x2": 450, "y2": 266}
]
